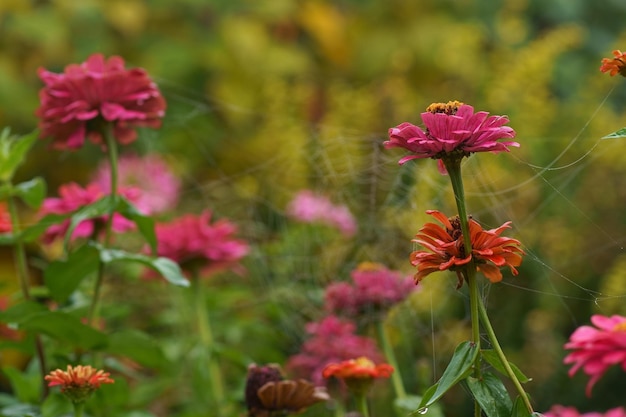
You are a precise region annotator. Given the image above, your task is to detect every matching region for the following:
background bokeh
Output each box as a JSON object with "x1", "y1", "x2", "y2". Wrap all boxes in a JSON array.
[{"x1": 2, "y1": 0, "x2": 626, "y2": 415}]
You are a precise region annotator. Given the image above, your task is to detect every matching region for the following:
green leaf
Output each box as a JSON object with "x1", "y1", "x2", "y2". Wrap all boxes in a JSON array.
[
  {"x1": 106, "y1": 330, "x2": 170, "y2": 370},
  {"x1": 467, "y1": 372, "x2": 512, "y2": 417},
  {"x1": 96, "y1": 246, "x2": 189, "y2": 287},
  {"x1": 64, "y1": 196, "x2": 116, "y2": 250},
  {"x1": 44, "y1": 244, "x2": 99, "y2": 303},
  {"x1": 41, "y1": 392, "x2": 72, "y2": 417},
  {"x1": 0, "y1": 301, "x2": 47, "y2": 324},
  {"x1": 510, "y1": 396, "x2": 532, "y2": 417},
  {"x1": 114, "y1": 196, "x2": 157, "y2": 254},
  {"x1": 602, "y1": 127, "x2": 626, "y2": 139},
  {"x1": 1, "y1": 366, "x2": 41, "y2": 404},
  {"x1": 14, "y1": 177, "x2": 46, "y2": 209},
  {"x1": 397, "y1": 396, "x2": 444, "y2": 417},
  {"x1": 482, "y1": 350, "x2": 532, "y2": 383},
  {"x1": 417, "y1": 341, "x2": 479, "y2": 411},
  {"x1": 18, "y1": 311, "x2": 107, "y2": 349},
  {"x1": 0, "y1": 129, "x2": 39, "y2": 182},
  {"x1": 19, "y1": 214, "x2": 70, "y2": 243}
]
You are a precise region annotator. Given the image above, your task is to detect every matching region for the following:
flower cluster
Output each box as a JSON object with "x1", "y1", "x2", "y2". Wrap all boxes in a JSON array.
[
  {"x1": 154, "y1": 211, "x2": 249, "y2": 277},
  {"x1": 39, "y1": 182, "x2": 141, "y2": 243},
  {"x1": 36, "y1": 53, "x2": 166, "y2": 150},
  {"x1": 287, "y1": 316, "x2": 383, "y2": 386},
  {"x1": 325, "y1": 262, "x2": 416, "y2": 317},
  {"x1": 384, "y1": 101, "x2": 518, "y2": 174},
  {"x1": 45, "y1": 365, "x2": 114, "y2": 403},
  {"x1": 93, "y1": 153, "x2": 180, "y2": 214},
  {"x1": 245, "y1": 363, "x2": 328, "y2": 417},
  {"x1": 410, "y1": 210, "x2": 524, "y2": 287},
  {"x1": 286, "y1": 190, "x2": 357, "y2": 237},
  {"x1": 323, "y1": 356, "x2": 393, "y2": 397},
  {"x1": 564, "y1": 314, "x2": 626, "y2": 396}
]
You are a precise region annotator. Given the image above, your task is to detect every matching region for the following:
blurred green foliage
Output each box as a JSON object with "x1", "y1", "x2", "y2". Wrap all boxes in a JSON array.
[{"x1": 2, "y1": 0, "x2": 626, "y2": 415}]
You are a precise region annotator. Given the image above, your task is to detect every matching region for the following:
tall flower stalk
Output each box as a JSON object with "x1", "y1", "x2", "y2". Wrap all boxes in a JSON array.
[
  {"x1": 87, "y1": 126, "x2": 119, "y2": 327},
  {"x1": 385, "y1": 101, "x2": 532, "y2": 416}
]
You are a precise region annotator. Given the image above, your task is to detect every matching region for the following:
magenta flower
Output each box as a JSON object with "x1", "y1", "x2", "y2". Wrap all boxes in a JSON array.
[
  {"x1": 325, "y1": 262, "x2": 416, "y2": 317},
  {"x1": 39, "y1": 182, "x2": 140, "y2": 243},
  {"x1": 286, "y1": 190, "x2": 357, "y2": 237},
  {"x1": 36, "y1": 53, "x2": 166, "y2": 150},
  {"x1": 154, "y1": 211, "x2": 249, "y2": 277},
  {"x1": 93, "y1": 153, "x2": 180, "y2": 214},
  {"x1": 384, "y1": 101, "x2": 518, "y2": 174},
  {"x1": 563, "y1": 314, "x2": 626, "y2": 396},
  {"x1": 544, "y1": 405, "x2": 626, "y2": 417},
  {"x1": 286, "y1": 316, "x2": 383, "y2": 386}
]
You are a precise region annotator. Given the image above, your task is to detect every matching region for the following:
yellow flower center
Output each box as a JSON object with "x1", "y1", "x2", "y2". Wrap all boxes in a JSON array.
[
  {"x1": 354, "y1": 357, "x2": 375, "y2": 369},
  {"x1": 426, "y1": 100, "x2": 465, "y2": 115},
  {"x1": 613, "y1": 321, "x2": 626, "y2": 332},
  {"x1": 355, "y1": 262, "x2": 384, "y2": 272}
]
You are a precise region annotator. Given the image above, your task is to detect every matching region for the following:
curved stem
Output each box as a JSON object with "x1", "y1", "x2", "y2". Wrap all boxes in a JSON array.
[
  {"x1": 377, "y1": 321, "x2": 407, "y2": 399},
  {"x1": 444, "y1": 158, "x2": 481, "y2": 417},
  {"x1": 477, "y1": 298, "x2": 533, "y2": 414},
  {"x1": 87, "y1": 126, "x2": 118, "y2": 327},
  {"x1": 192, "y1": 275, "x2": 226, "y2": 414},
  {"x1": 6, "y1": 192, "x2": 48, "y2": 397}
]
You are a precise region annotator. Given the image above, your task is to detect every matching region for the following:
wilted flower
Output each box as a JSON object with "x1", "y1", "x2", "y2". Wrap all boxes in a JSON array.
[
  {"x1": 45, "y1": 365, "x2": 114, "y2": 403},
  {"x1": 564, "y1": 314, "x2": 626, "y2": 396},
  {"x1": 286, "y1": 190, "x2": 357, "y2": 237},
  {"x1": 323, "y1": 357, "x2": 393, "y2": 396},
  {"x1": 36, "y1": 53, "x2": 166, "y2": 150},
  {"x1": 384, "y1": 101, "x2": 518, "y2": 174},
  {"x1": 154, "y1": 211, "x2": 248, "y2": 277},
  {"x1": 39, "y1": 182, "x2": 141, "y2": 243},
  {"x1": 410, "y1": 210, "x2": 524, "y2": 287},
  {"x1": 325, "y1": 262, "x2": 416, "y2": 317},
  {"x1": 245, "y1": 363, "x2": 329, "y2": 417},
  {"x1": 544, "y1": 405, "x2": 626, "y2": 417},
  {"x1": 93, "y1": 153, "x2": 181, "y2": 214},
  {"x1": 287, "y1": 316, "x2": 383, "y2": 386},
  {"x1": 0, "y1": 203, "x2": 11, "y2": 233},
  {"x1": 600, "y1": 50, "x2": 626, "y2": 77}
]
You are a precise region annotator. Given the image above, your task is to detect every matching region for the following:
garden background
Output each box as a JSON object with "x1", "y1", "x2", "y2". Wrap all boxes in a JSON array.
[{"x1": 1, "y1": 0, "x2": 626, "y2": 416}]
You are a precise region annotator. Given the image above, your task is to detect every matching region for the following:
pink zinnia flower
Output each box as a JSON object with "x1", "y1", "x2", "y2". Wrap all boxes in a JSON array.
[
  {"x1": 564, "y1": 314, "x2": 626, "y2": 396},
  {"x1": 46, "y1": 365, "x2": 114, "y2": 403},
  {"x1": 325, "y1": 262, "x2": 416, "y2": 317},
  {"x1": 544, "y1": 405, "x2": 626, "y2": 417},
  {"x1": 39, "y1": 182, "x2": 140, "y2": 243},
  {"x1": 36, "y1": 53, "x2": 166, "y2": 150},
  {"x1": 286, "y1": 316, "x2": 383, "y2": 386},
  {"x1": 286, "y1": 190, "x2": 357, "y2": 237},
  {"x1": 93, "y1": 153, "x2": 180, "y2": 214},
  {"x1": 410, "y1": 210, "x2": 524, "y2": 287},
  {"x1": 384, "y1": 101, "x2": 518, "y2": 174},
  {"x1": 154, "y1": 211, "x2": 249, "y2": 277},
  {"x1": 0, "y1": 203, "x2": 11, "y2": 233}
]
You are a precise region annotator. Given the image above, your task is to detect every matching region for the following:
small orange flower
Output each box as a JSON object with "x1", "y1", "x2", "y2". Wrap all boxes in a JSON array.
[
  {"x1": 45, "y1": 365, "x2": 114, "y2": 403},
  {"x1": 322, "y1": 357, "x2": 394, "y2": 380},
  {"x1": 600, "y1": 50, "x2": 626, "y2": 77},
  {"x1": 410, "y1": 210, "x2": 524, "y2": 287}
]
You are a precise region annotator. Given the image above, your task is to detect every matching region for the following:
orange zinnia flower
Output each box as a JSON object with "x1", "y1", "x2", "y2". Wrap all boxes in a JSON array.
[
  {"x1": 45, "y1": 365, "x2": 114, "y2": 403},
  {"x1": 323, "y1": 357, "x2": 393, "y2": 396},
  {"x1": 600, "y1": 50, "x2": 626, "y2": 77},
  {"x1": 410, "y1": 210, "x2": 524, "y2": 287}
]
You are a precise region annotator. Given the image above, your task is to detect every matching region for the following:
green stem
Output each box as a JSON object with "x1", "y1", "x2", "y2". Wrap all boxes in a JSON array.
[
  {"x1": 444, "y1": 158, "x2": 481, "y2": 417},
  {"x1": 355, "y1": 392, "x2": 370, "y2": 417},
  {"x1": 192, "y1": 275, "x2": 226, "y2": 413},
  {"x1": 477, "y1": 298, "x2": 534, "y2": 414},
  {"x1": 72, "y1": 401, "x2": 84, "y2": 417},
  {"x1": 87, "y1": 126, "x2": 118, "y2": 327},
  {"x1": 377, "y1": 321, "x2": 406, "y2": 399},
  {"x1": 6, "y1": 192, "x2": 48, "y2": 397}
]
